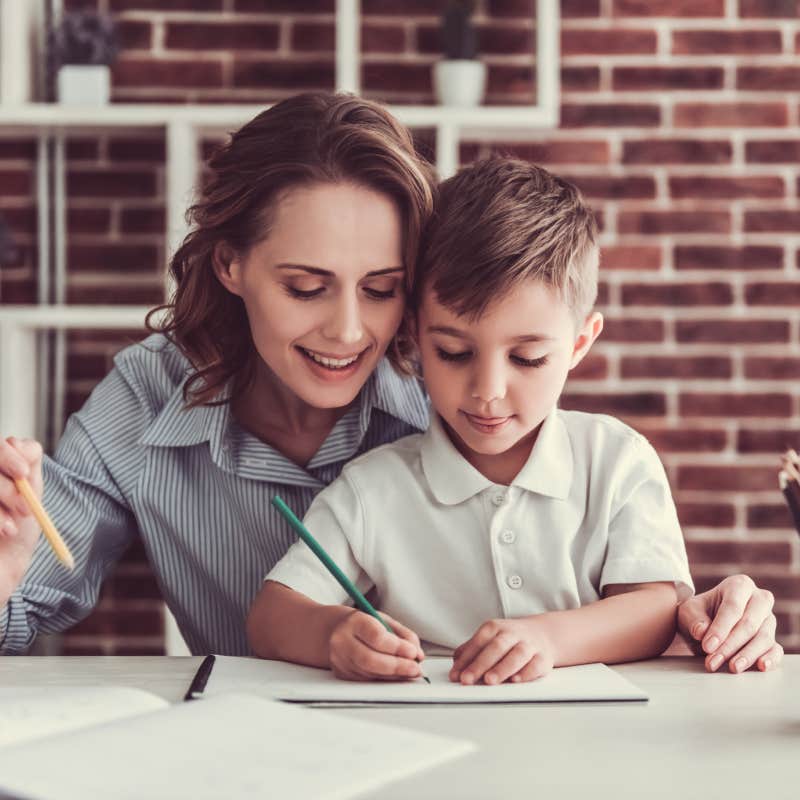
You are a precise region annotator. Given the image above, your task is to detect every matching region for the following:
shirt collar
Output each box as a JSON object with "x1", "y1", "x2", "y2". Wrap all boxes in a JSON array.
[{"x1": 420, "y1": 409, "x2": 573, "y2": 506}]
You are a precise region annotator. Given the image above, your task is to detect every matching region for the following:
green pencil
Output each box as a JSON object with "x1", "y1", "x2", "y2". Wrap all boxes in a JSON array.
[{"x1": 271, "y1": 494, "x2": 430, "y2": 683}]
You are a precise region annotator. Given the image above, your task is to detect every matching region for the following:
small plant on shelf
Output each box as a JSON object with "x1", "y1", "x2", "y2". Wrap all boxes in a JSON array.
[{"x1": 433, "y1": 0, "x2": 486, "y2": 107}]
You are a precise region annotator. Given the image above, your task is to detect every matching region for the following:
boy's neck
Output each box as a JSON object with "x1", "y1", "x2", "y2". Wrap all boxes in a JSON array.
[{"x1": 442, "y1": 418, "x2": 542, "y2": 487}]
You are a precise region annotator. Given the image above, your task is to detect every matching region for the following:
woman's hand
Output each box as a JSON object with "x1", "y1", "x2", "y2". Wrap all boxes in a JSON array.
[
  {"x1": 677, "y1": 574, "x2": 783, "y2": 673},
  {"x1": 450, "y1": 618, "x2": 555, "y2": 685},
  {"x1": 328, "y1": 610, "x2": 425, "y2": 682},
  {"x1": 0, "y1": 437, "x2": 45, "y2": 603}
]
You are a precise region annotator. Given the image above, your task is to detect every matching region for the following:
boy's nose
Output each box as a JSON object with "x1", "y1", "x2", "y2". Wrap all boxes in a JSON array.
[{"x1": 470, "y1": 364, "x2": 507, "y2": 405}]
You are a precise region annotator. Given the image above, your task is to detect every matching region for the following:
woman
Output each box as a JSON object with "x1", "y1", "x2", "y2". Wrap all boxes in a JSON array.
[{"x1": 0, "y1": 93, "x2": 782, "y2": 672}]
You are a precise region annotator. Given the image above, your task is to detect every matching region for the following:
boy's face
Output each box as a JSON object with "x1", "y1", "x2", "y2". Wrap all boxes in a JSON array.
[{"x1": 417, "y1": 275, "x2": 602, "y2": 468}]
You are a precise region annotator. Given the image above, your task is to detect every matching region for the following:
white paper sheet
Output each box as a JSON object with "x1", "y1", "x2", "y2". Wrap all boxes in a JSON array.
[
  {"x1": 0, "y1": 686, "x2": 168, "y2": 747},
  {"x1": 201, "y1": 656, "x2": 648, "y2": 704},
  {"x1": 0, "y1": 693, "x2": 474, "y2": 800}
]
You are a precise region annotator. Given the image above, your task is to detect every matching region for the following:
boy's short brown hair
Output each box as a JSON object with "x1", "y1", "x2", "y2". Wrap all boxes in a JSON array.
[{"x1": 414, "y1": 157, "x2": 598, "y2": 322}]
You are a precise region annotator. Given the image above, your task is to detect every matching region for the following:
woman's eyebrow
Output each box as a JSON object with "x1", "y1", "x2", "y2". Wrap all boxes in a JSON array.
[{"x1": 276, "y1": 264, "x2": 403, "y2": 277}]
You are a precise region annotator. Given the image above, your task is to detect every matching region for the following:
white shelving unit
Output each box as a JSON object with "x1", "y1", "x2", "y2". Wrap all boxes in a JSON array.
[{"x1": 0, "y1": 0, "x2": 559, "y2": 655}]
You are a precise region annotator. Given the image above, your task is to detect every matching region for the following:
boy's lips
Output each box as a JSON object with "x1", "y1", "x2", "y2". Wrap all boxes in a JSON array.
[{"x1": 461, "y1": 411, "x2": 514, "y2": 433}]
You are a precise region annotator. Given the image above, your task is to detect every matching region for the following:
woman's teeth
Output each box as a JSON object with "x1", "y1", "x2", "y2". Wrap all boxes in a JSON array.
[{"x1": 302, "y1": 348, "x2": 362, "y2": 369}]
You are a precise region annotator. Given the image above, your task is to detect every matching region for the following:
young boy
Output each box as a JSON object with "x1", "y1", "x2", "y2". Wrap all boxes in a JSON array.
[{"x1": 247, "y1": 158, "x2": 693, "y2": 686}]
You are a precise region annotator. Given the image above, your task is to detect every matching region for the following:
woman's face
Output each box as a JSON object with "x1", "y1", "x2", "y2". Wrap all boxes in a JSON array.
[{"x1": 218, "y1": 181, "x2": 406, "y2": 410}]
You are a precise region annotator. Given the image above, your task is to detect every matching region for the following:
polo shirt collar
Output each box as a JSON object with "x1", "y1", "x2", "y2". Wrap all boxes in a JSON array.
[{"x1": 420, "y1": 409, "x2": 573, "y2": 505}]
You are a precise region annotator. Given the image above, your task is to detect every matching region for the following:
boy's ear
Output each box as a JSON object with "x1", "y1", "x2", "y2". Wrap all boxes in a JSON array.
[
  {"x1": 569, "y1": 311, "x2": 603, "y2": 370},
  {"x1": 212, "y1": 242, "x2": 243, "y2": 297}
]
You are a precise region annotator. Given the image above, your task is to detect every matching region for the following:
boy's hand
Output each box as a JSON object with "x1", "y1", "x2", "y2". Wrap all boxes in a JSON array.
[
  {"x1": 450, "y1": 618, "x2": 555, "y2": 685},
  {"x1": 677, "y1": 574, "x2": 783, "y2": 673},
  {"x1": 0, "y1": 437, "x2": 45, "y2": 602},
  {"x1": 328, "y1": 610, "x2": 425, "y2": 682}
]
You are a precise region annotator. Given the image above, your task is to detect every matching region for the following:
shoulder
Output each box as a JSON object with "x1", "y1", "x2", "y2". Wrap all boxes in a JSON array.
[
  {"x1": 341, "y1": 431, "x2": 425, "y2": 489},
  {"x1": 558, "y1": 408, "x2": 649, "y2": 452}
]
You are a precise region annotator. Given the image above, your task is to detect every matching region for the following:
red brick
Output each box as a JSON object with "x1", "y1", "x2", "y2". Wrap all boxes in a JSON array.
[
  {"x1": 166, "y1": 22, "x2": 279, "y2": 51},
  {"x1": 246, "y1": 0, "x2": 335, "y2": 8},
  {"x1": 673, "y1": 29, "x2": 782, "y2": 54},
  {"x1": 1, "y1": 278, "x2": 36, "y2": 303},
  {"x1": 234, "y1": 59, "x2": 334, "y2": 90},
  {"x1": 291, "y1": 23, "x2": 334, "y2": 52},
  {"x1": 676, "y1": 319, "x2": 789, "y2": 343},
  {"x1": 418, "y1": 25, "x2": 533, "y2": 56},
  {"x1": 112, "y1": 0, "x2": 220, "y2": 7},
  {"x1": 677, "y1": 503, "x2": 735, "y2": 527},
  {"x1": 674, "y1": 245, "x2": 782, "y2": 271},
  {"x1": 564, "y1": 175, "x2": 655, "y2": 200},
  {"x1": 120, "y1": 207, "x2": 165, "y2": 234},
  {"x1": 486, "y1": 0, "x2": 540, "y2": 16},
  {"x1": 66, "y1": 139, "x2": 99, "y2": 160},
  {"x1": 68, "y1": 244, "x2": 160, "y2": 273},
  {"x1": 686, "y1": 540, "x2": 792, "y2": 565},
  {"x1": 670, "y1": 175, "x2": 784, "y2": 199},
  {"x1": 621, "y1": 282, "x2": 733, "y2": 306},
  {"x1": 486, "y1": 141, "x2": 610, "y2": 164},
  {"x1": 71, "y1": 608, "x2": 164, "y2": 637},
  {"x1": 621, "y1": 356, "x2": 732, "y2": 379},
  {"x1": 561, "y1": 104, "x2": 660, "y2": 127},
  {"x1": 745, "y1": 210, "x2": 800, "y2": 232},
  {"x1": 66, "y1": 283, "x2": 165, "y2": 304},
  {"x1": 741, "y1": 575, "x2": 800, "y2": 601},
  {"x1": 113, "y1": 643, "x2": 166, "y2": 656},
  {"x1": 363, "y1": 24, "x2": 405, "y2": 53},
  {"x1": 613, "y1": 66, "x2": 723, "y2": 91},
  {"x1": 0, "y1": 207, "x2": 35, "y2": 235},
  {"x1": 487, "y1": 65, "x2": 535, "y2": 97},
  {"x1": 738, "y1": 67, "x2": 800, "y2": 91},
  {"x1": 569, "y1": 353, "x2": 608, "y2": 380},
  {"x1": 678, "y1": 466, "x2": 777, "y2": 491},
  {"x1": 748, "y1": 505, "x2": 797, "y2": 528},
  {"x1": 562, "y1": 29, "x2": 656, "y2": 55},
  {"x1": 674, "y1": 102, "x2": 788, "y2": 127},
  {"x1": 117, "y1": 20, "x2": 152, "y2": 50},
  {"x1": 561, "y1": 67, "x2": 601, "y2": 93},
  {"x1": 0, "y1": 170, "x2": 31, "y2": 196},
  {"x1": 618, "y1": 210, "x2": 730, "y2": 235},
  {"x1": 67, "y1": 168, "x2": 156, "y2": 198},
  {"x1": 67, "y1": 353, "x2": 110, "y2": 381},
  {"x1": 0, "y1": 140, "x2": 36, "y2": 159},
  {"x1": 600, "y1": 245, "x2": 661, "y2": 270},
  {"x1": 741, "y1": 0, "x2": 800, "y2": 18},
  {"x1": 601, "y1": 318, "x2": 664, "y2": 342},
  {"x1": 560, "y1": 0, "x2": 600, "y2": 15},
  {"x1": 746, "y1": 282, "x2": 800, "y2": 305},
  {"x1": 738, "y1": 428, "x2": 800, "y2": 452},
  {"x1": 108, "y1": 571, "x2": 163, "y2": 600},
  {"x1": 67, "y1": 207, "x2": 112, "y2": 235},
  {"x1": 746, "y1": 140, "x2": 800, "y2": 162},
  {"x1": 639, "y1": 427, "x2": 728, "y2": 451},
  {"x1": 679, "y1": 393, "x2": 792, "y2": 417},
  {"x1": 362, "y1": 0, "x2": 436, "y2": 13},
  {"x1": 362, "y1": 62, "x2": 431, "y2": 93},
  {"x1": 622, "y1": 138, "x2": 732, "y2": 164},
  {"x1": 108, "y1": 138, "x2": 165, "y2": 162},
  {"x1": 744, "y1": 358, "x2": 800, "y2": 380},
  {"x1": 560, "y1": 392, "x2": 667, "y2": 416},
  {"x1": 112, "y1": 59, "x2": 224, "y2": 89},
  {"x1": 614, "y1": 0, "x2": 725, "y2": 15}
]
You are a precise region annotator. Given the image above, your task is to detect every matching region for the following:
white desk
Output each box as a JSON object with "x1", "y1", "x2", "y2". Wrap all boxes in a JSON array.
[{"x1": 1, "y1": 656, "x2": 797, "y2": 799}]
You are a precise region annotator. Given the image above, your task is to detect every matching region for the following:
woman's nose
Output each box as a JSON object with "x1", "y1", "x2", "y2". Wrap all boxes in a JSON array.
[{"x1": 322, "y1": 294, "x2": 364, "y2": 345}]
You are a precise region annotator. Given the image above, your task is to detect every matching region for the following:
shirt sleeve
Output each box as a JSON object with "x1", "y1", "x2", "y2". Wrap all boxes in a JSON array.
[
  {"x1": 600, "y1": 434, "x2": 694, "y2": 601},
  {"x1": 266, "y1": 470, "x2": 372, "y2": 606},
  {"x1": 0, "y1": 365, "x2": 145, "y2": 654}
]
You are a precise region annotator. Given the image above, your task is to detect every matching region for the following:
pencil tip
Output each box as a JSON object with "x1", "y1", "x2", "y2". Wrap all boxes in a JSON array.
[{"x1": 423, "y1": 675, "x2": 431, "y2": 684}]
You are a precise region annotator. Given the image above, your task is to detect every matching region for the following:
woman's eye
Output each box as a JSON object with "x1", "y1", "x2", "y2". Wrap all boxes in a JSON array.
[
  {"x1": 512, "y1": 354, "x2": 549, "y2": 368},
  {"x1": 286, "y1": 285, "x2": 325, "y2": 300},
  {"x1": 435, "y1": 347, "x2": 471, "y2": 363}
]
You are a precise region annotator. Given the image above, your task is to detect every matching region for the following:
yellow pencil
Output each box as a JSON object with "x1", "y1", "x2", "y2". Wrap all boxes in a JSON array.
[{"x1": 13, "y1": 478, "x2": 74, "y2": 570}]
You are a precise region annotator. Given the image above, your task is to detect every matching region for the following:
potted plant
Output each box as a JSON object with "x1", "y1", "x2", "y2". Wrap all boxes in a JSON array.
[
  {"x1": 432, "y1": 0, "x2": 486, "y2": 107},
  {"x1": 50, "y1": 9, "x2": 118, "y2": 106}
]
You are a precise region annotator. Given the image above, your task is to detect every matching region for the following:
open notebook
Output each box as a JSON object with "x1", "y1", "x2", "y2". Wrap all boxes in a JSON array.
[
  {"x1": 195, "y1": 655, "x2": 648, "y2": 704},
  {"x1": 0, "y1": 688, "x2": 473, "y2": 800}
]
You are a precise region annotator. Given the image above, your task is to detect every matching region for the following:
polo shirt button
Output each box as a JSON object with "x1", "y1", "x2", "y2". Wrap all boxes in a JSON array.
[
  {"x1": 492, "y1": 492, "x2": 506, "y2": 507},
  {"x1": 507, "y1": 574, "x2": 523, "y2": 589},
  {"x1": 500, "y1": 529, "x2": 516, "y2": 544}
]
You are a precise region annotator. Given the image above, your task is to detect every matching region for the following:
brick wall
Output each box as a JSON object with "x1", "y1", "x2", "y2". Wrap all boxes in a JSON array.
[{"x1": 1, "y1": 0, "x2": 799, "y2": 655}]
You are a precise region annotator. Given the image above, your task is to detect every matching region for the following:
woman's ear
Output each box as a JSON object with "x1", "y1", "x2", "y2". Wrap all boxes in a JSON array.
[
  {"x1": 569, "y1": 311, "x2": 603, "y2": 370},
  {"x1": 212, "y1": 241, "x2": 243, "y2": 297}
]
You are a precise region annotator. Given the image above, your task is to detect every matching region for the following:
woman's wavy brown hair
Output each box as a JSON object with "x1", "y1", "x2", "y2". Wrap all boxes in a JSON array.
[{"x1": 147, "y1": 92, "x2": 436, "y2": 406}]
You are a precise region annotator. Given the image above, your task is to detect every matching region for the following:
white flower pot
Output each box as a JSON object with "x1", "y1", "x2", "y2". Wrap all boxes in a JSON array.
[
  {"x1": 433, "y1": 60, "x2": 487, "y2": 107},
  {"x1": 57, "y1": 65, "x2": 111, "y2": 106}
]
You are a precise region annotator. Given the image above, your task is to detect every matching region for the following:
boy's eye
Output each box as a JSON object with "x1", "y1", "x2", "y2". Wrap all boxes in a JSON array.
[
  {"x1": 512, "y1": 354, "x2": 549, "y2": 368},
  {"x1": 435, "y1": 347, "x2": 471, "y2": 362},
  {"x1": 363, "y1": 287, "x2": 397, "y2": 300}
]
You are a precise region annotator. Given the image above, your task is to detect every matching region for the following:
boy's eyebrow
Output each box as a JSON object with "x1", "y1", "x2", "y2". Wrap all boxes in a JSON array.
[
  {"x1": 427, "y1": 325, "x2": 554, "y2": 343},
  {"x1": 276, "y1": 264, "x2": 404, "y2": 277}
]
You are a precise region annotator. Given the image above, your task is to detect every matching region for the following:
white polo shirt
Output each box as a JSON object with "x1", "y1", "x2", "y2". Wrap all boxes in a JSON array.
[{"x1": 267, "y1": 409, "x2": 694, "y2": 651}]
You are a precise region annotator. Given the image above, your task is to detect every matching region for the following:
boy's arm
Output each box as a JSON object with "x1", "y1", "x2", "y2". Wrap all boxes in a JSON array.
[
  {"x1": 451, "y1": 582, "x2": 677, "y2": 685},
  {"x1": 246, "y1": 580, "x2": 354, "y2": 667},
  {"x1": 539, "y1": 581, "x2": 678, "y2": 666}
]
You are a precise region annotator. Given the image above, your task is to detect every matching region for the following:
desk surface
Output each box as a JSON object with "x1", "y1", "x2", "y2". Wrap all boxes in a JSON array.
[{"x1": 2, "y1": 656, "x2": 797, "y2": 800}]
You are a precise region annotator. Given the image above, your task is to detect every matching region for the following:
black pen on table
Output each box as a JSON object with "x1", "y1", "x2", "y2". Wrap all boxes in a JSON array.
[{"x1": 271, "y1": 494, "x2": 430, "y2": 683}]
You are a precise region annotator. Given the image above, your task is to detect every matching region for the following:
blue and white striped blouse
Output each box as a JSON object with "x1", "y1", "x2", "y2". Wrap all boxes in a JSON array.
[{"x1": 0, "y1": 334, "x2": 430, "y2": 655}]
